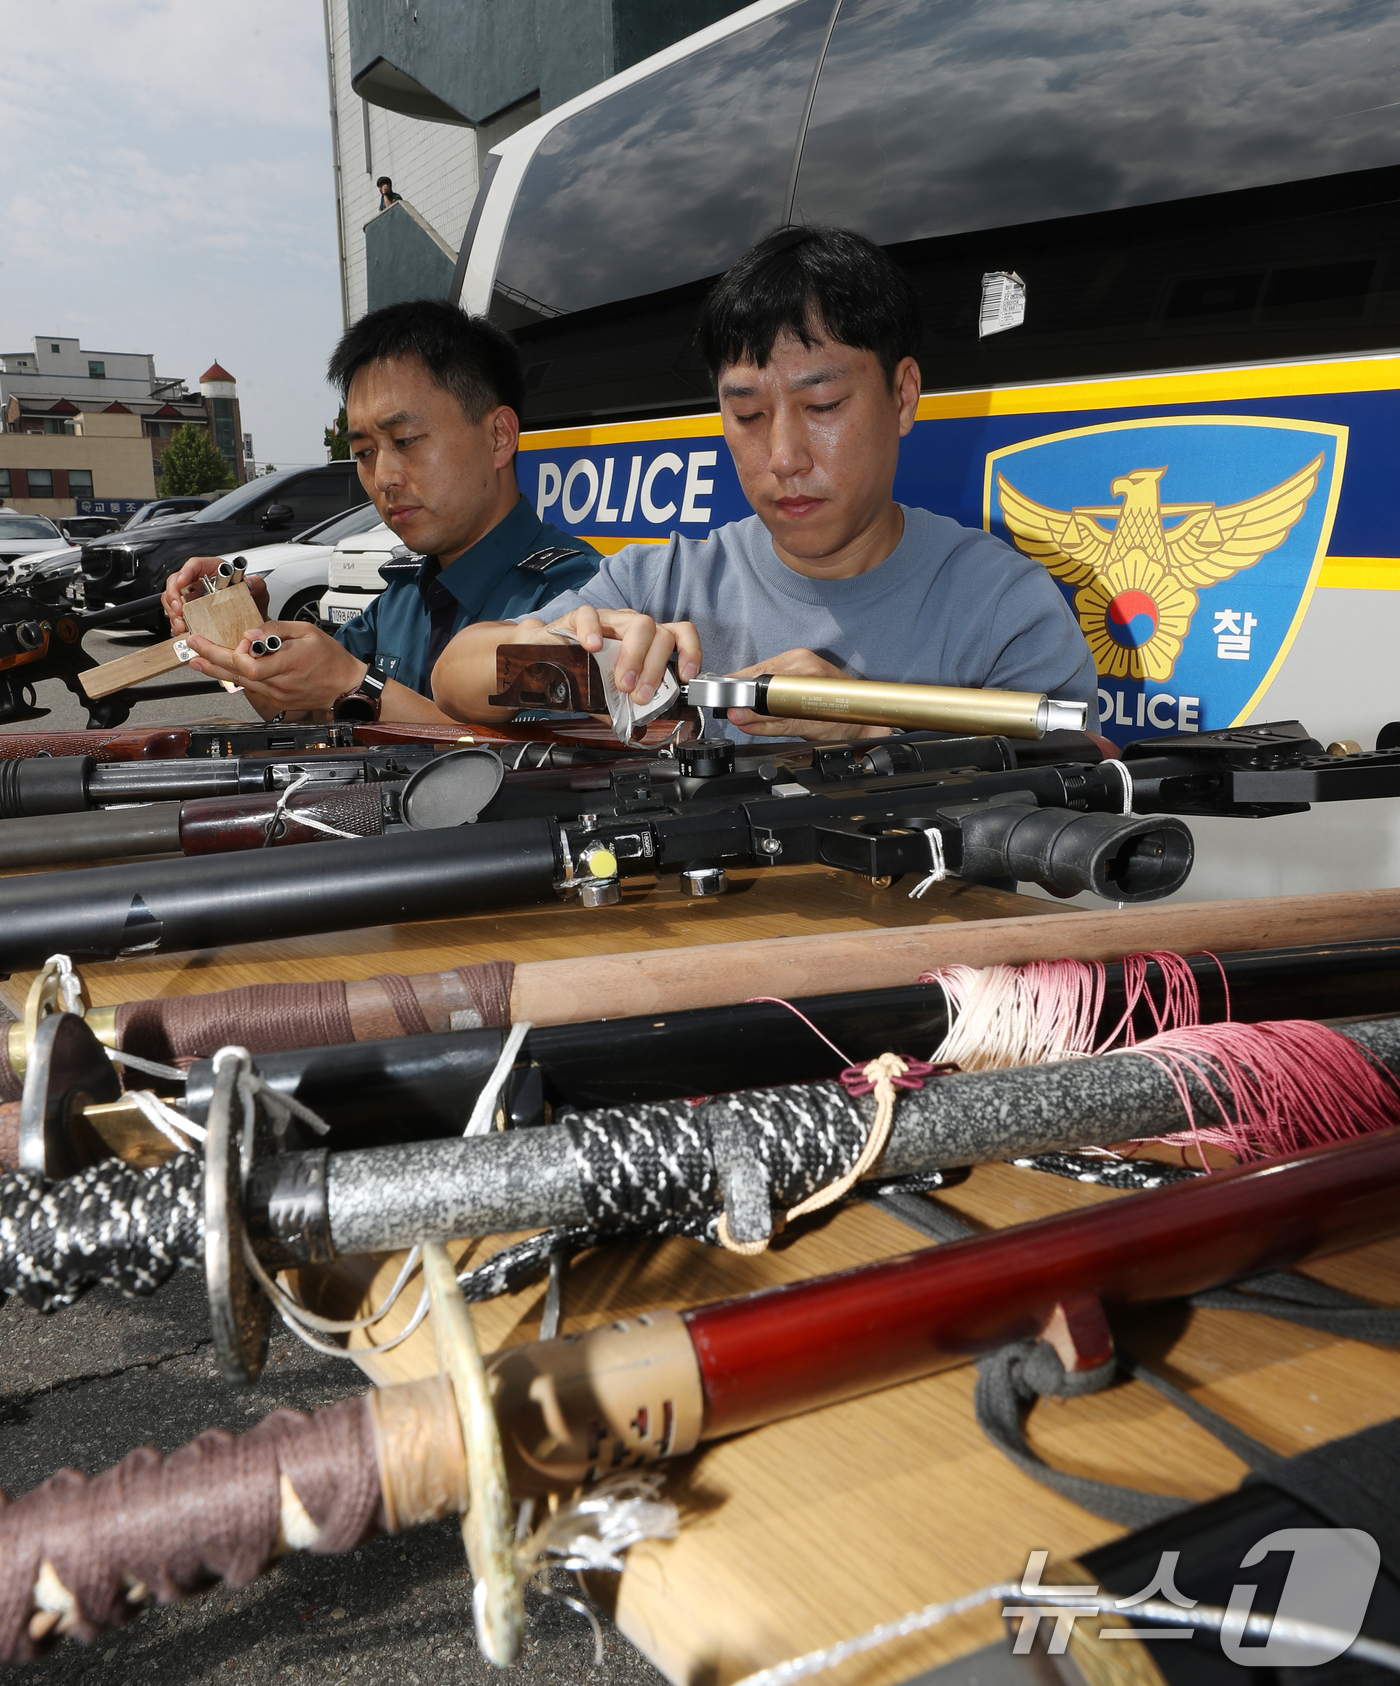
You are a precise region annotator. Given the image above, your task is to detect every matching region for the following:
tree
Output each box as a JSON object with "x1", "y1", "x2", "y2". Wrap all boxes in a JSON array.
[
  {"x1": 157, "y1": 424, "x2": 236, "y2": 496},
  {"x1": 325, "y1": 405, "x2": 350, "y2": 460}
]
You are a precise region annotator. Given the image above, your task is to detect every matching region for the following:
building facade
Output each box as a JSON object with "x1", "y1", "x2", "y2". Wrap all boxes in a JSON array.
[
  {"x1": 0, "y1": 406, "x2": 155, "y2": 516},
  {"x1": 0, "y1": 340, "x2": 247, "y2": 514},
  {"x1": 323, "y1": 0, "x2": 747, "y2": 325}
]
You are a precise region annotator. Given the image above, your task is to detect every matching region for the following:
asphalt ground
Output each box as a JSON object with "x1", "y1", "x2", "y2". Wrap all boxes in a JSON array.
[{"x1": 0, "y1": 636, "x2": 669, "y2": 1686}]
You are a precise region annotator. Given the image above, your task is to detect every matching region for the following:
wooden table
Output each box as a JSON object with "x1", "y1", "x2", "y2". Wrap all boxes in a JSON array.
[
  {"x1": 5, "y1": 864, "x2": 1396, "y2": 1685},
  {"x1": 0, "y1": 863, "x2": 1059, "y2": 1016}
]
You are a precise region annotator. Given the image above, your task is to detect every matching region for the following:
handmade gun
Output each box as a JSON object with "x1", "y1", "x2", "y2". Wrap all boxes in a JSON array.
[
  {"x1": 0, "y1": 585, "x2": 232, "y2": 728},
  {"x1": 490, "y1": 642, "x2": 1089, "y2": 738},
  {"x1": 3, "y1": 1125, "x2": 1399, "y2": 1665}
]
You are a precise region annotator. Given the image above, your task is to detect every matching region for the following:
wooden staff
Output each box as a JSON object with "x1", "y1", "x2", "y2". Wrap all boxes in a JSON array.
[
  {"x1": 6, "y1": 889, "x2": 1400, "y2": 1091},
  {"x1": 4, "y1": 1125, "x2": 1399, "y2": 1665}
]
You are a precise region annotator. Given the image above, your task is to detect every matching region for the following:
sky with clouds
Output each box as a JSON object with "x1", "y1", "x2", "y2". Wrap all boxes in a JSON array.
[{"x1": 1, "y1": 1, "x2": 344, "y2": 469}]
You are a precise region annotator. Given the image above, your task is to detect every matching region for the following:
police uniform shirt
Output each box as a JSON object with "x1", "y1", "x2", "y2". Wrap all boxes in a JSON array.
[{"x1": 334, "y1": 498, "x2": 600, "y2": 698}]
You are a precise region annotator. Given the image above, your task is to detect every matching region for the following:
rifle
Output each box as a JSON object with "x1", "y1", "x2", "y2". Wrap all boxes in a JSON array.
[
  {"x1": 0, "y1": 727, "x2": 1095, "y2": 871},
  {"x1": 0, "y1": 721, "x2": 361, "y2": 763},
  {"x1": 0, "y1": 741, "x2": 1189, "y2": 969},
  {"x1": 0, "y1": 747, "x2": 515, "y2": 868},
  {"x1": 11, "y1": 936, "x2": 1400, "y2": 1180},
  {"x1": 2, "y1": 1124, "x2": 1398, "y2": 1666}
]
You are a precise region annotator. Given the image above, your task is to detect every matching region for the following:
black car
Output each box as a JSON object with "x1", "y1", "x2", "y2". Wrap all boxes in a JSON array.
[{"x1": 79, "y1": 462, "x2": 369, "y2": 631}]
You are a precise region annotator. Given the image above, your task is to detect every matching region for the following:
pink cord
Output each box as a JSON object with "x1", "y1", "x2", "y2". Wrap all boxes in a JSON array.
[
  {"x1": 1121, "y1": 1018, "x2": 1400, "y2": 1169},
  {"x1": 746, "y1": 997, "x2": 853, "y2": 1066}
]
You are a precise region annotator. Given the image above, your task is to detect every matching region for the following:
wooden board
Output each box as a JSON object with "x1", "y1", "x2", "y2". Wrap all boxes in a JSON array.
[{"x1": 80, "y1": 581, "x2": 263, "y2": 699}]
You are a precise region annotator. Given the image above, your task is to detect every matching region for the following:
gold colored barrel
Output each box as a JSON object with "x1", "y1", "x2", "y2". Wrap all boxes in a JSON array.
[{"x1": 762, "y1": 675, "x2": 1083, "y2": 739}]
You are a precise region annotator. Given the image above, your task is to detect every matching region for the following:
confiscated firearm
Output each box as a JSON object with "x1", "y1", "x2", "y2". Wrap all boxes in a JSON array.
[
  {"x1": 0, "y1": 735, "x2": 1188, "y2": 969},
  {"x1": 0, "y1": 727, "x2": 1096, "y2": 864},
  {"x1": 0, "y1": 721, "x2": 360, "y2": 763}
]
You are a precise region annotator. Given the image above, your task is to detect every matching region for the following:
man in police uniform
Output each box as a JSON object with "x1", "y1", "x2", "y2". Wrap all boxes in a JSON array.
[{"x1": 163, "y1": 300, "x2": 598, "y2": 723}]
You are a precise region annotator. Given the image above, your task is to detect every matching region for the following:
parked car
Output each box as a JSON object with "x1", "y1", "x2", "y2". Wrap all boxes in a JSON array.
[
  {"x1": 318, "y1": 526, "x2": 412, "y2": 630},
  {"x1": 79, "y1": 463, "x2": 369, "y2": 631},
  {"x1": 121, "y1": 498, "x2": 216, "y2": 530},
  {"x1": 235, "y1": 502, "x2": 391, "y2": 624},
  {"x1": 59, "y1": 516, "x2": 122, "y2": 541},
  {"x1": 0, "y1": 514, "x2": 77, "y2": 578}
]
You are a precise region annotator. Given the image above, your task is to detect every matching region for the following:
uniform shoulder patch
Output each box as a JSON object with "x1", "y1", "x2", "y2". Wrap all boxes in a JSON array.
[{"x1": 515, "y1": 545, "x2": 585, "y2": 574}]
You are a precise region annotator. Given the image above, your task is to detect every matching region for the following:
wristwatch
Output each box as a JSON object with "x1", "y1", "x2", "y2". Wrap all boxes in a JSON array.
[{"x1": 332, "y1": 661, "x2": 390, "y2": 723}]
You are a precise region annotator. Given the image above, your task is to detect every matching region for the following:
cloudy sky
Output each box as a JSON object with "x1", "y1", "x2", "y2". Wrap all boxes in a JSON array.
[{"x1": 1, "y1": 1, "x2": 343, "y2": 468}]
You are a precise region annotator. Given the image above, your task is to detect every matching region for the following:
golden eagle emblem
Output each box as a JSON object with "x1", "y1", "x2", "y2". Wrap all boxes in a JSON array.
[{"x1": 997, "y1": 455, "x2": 1323, "y2": 681}]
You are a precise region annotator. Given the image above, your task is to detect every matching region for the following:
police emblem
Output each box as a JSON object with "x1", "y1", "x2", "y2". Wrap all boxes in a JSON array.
[{"x1": 984, "y1": 418, "x2": 1347, "y2": 745}]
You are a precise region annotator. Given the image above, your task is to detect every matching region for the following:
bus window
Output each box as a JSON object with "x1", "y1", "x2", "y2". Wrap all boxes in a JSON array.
[
  {"x1": 491, "y1": 0, "x2": 830, "y2": 327},
  {"x1": 793, "y1": 0, "x2": 1400, "y2": 243}
]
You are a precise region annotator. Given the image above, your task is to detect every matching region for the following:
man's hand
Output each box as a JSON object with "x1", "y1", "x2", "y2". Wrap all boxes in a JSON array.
[
  {"x1": 163, "y1": 557, "x2": 269, "y2": 634},
  {"x1": 185, "y1": 620, "x2": 366, "y2": 721},
  {"x1": 542, "y1": 605, "x2": 703, "y2": 706},
  {"x1": 724, "y1": 648, "x2": 892, "y2": 742}
]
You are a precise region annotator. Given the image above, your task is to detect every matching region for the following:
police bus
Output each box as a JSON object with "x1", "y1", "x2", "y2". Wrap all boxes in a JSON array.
[{"x1": 453, "y1": 0, "x2": 1400, "y2": 901}]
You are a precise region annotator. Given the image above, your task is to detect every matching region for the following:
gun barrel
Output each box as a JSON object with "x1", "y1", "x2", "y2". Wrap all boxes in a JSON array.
[
  {"x1": 0, "y1": 819, "x2": 561, "y2": 971},
  {"x1": 686, "y1": 674, "x2": 1088, "y2": 738},
  {"x1": 0, "y1": 802, "x2": 184, "y2": 868}
]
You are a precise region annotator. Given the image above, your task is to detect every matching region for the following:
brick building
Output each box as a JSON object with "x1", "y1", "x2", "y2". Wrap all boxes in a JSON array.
[{"x1": 0, "y1": 339, "x2": 248, "y2": 516}]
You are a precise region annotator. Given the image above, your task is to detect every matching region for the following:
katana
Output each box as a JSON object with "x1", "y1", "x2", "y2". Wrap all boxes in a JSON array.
[
  {"x1": 4, "y1": 1124, "x2": 1399, "y2": 1666},
  {"x1": 5, "y1": 1010, "x2": 1400, "y2": 1382},
  {"x1": 10, "y1": 936, "x2": 1400, "y2": 1180}
]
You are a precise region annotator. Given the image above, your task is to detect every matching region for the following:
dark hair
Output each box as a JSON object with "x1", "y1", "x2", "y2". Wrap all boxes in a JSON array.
[
  {"x1": 697, "y1": 225, "x2": 921, "y2": 387},
  {"x1": 327, "y1": 298, "x2": 525, "y2": 424},
  {"x1": 376, "y1": 176, "x2": 392, "y2": 188}
]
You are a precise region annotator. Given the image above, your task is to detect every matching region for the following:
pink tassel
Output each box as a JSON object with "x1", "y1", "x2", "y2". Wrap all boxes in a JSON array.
[{"x1": 1119, "y1": 1019, "x2": 1400, "y2": 1169}]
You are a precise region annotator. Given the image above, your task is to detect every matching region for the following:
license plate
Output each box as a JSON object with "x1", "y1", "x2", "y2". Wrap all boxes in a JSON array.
[{"x1": 329, "y1": 605, "x2": 358, "y2": 624}]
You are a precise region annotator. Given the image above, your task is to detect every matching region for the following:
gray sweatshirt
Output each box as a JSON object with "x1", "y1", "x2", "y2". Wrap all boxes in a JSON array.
[{"x1": 531, "y1": 506, "x2": 1097, "y2": 739}]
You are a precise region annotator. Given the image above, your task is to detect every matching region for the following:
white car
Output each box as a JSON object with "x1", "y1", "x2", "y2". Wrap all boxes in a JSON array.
[
  {"x1": 318, "y1": 524, "x2": 410, "y2": 630},
  {"x1": 227, "y1": 502, "x2": 389, "y2": 624},
  {"x1": 0, "y1": 514, "x2": 78, "y2": 582}
]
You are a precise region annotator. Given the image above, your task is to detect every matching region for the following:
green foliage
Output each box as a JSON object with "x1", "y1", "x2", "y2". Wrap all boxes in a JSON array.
[
  {"x1": 157, "y1": 424, "x2": 237, "y2": 496},
  {"x1": 325, "y1": 406, "x2": 350, "y2": 461}
]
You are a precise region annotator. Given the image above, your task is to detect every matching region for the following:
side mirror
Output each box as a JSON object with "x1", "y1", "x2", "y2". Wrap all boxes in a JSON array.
[{"x1": 261, "y1": 503, "x2": 294, "y2": 531}]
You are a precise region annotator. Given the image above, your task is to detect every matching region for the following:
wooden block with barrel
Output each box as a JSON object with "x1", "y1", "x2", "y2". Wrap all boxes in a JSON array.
[{"x1": 79, "y1": 579, "x2": 263, "y2": 700}]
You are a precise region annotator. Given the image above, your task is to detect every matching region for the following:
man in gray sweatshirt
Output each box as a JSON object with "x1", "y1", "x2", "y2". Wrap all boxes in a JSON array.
[{"x1": 432, "y1": 225, "x2": 1095, "y2": 743}]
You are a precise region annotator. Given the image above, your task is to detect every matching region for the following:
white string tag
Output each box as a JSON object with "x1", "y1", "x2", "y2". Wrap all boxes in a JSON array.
[{"x1": 908, "y1": 828, "x2": 947, "y2": 899}]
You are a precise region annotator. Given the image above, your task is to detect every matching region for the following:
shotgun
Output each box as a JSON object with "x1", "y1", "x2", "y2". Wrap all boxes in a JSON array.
[
  {"x1": 0, "y1": 752, "x2": 1191, "y2": 970},
  {"x1": 0, "y1": 748, "x2": 511, "y2": 868},
  {"x1": 2, "y1": 1125, "x2": 1398, "y2": 1666}
]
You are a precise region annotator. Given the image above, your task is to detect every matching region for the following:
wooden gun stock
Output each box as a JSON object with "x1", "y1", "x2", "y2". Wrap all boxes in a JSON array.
[{"x1": 489, "y1": 643, "x2": 609, "y2": 712}]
